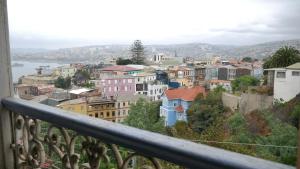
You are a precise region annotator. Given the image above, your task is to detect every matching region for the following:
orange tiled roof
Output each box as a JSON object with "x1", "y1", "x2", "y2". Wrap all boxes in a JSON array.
[
  {"x1": 164, "y1": 86, "x2": 206, "y2": 101},
  {"x1": 175, "y1": 105, "x2": 184, "y2": 113}
]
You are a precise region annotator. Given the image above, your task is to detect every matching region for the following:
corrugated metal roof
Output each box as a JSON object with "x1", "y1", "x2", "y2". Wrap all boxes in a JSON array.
[{"x1": 286, "y1": 62, "x2": 300, "y2": 70}]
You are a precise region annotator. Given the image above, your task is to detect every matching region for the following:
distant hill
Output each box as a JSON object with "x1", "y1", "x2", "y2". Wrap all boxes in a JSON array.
[{"x1": 11, "y1": 39, "x2": 300, "y2": 63}]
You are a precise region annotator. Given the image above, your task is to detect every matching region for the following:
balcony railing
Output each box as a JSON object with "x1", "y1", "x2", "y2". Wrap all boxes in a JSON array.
[{"x1": 1, "y1": 97, "x2": 295, "y2": 169}]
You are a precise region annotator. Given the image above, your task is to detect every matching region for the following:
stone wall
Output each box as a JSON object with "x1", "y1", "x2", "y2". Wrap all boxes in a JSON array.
[
  {"x1": 222, "y1": 92, "x2": 241, "y2": 112},
  {"x1": 222, "y1": 92, "x2": 273, "y2": 114}
]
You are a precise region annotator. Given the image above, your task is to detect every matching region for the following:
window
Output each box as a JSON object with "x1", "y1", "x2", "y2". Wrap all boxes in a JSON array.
[
  {"x1": 95, "y1": 113, "x2": 99, "y2": 118},
  {"x1": 292, "y1": 71, "x2": 300, "y2": 76},
  {"x1": 118, "y1": 111, "x2": 120, "y2": 116},
  {"x1": 123, "y1": 102, "x2": 125, "y2": 106},
  {"x1": 276, "y1": 71, "x2": 286, "y2": 78},
  {"x1": 100, "y1": 112, "x2": 103, "y2": 116},
  {"x1": 112, "y1": 111, "x2": 115, "y2": 116},
  {"x1": 106, "y1": 112, "x2": 110, "y2": 117}
]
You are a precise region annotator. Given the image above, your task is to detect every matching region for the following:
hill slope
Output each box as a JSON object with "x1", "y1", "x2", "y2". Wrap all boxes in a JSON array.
[{"x1": 12, "y1": 39, "x2": 300, "y2": 62}]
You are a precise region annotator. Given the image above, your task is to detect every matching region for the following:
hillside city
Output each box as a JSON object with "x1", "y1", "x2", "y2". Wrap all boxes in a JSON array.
[
  {"x1": 13, "y1": 39, "x2": 300, "y2": 166},
  {"x1": 2, "y1": 0, "x2": 300, "y2": 168}
]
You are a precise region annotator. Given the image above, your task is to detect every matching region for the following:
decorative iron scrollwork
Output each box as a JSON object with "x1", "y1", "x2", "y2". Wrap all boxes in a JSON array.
[{"x1": 12, "y1": 114, "x2": 162, "y2": 169}]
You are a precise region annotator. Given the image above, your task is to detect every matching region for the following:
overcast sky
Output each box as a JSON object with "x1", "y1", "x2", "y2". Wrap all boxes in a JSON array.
[{"x1": 7, "y1": 0, "x2": 300, "y2": 49}]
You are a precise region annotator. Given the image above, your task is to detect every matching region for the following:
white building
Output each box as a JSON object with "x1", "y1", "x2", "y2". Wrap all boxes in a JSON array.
[
  {"x1": 265, "y1": 62, "x2": 300, "y2": 102},
  {"x1": 208, "y1": 80, "x2": 232, "y2": 92},
  {"x1": 147, "y1": 83, "x2": 168, "y2": 101},
  {"x1": 55, "y1": 66, "x2": 77, "y2": 78},
  {"x1": 132, "y1": 73, "x2": 156, "y2": 95},
  {"x1": 153, "y1": 53, "x2": 166, "y2": 63}
]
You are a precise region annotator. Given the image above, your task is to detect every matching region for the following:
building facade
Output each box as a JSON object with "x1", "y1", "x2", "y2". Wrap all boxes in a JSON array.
[
  {"x1": 265, "y1": 63, "x2": 300, "y2": 102},
  {"x1": 208, "y1": 80, "x2": 232, "y2": 92},
  {"x1": 100, "y1": 76, "x2": 135, "y2": 99},
  {"x1": 160, "y1": 86, "x2": 206, "y2": 126},
  {"x1": 147, "y1": 83, "x2": 168, "y2": 101},
  {"x1": 87, "y1": 97, "x2": 117, "y2": 122}
]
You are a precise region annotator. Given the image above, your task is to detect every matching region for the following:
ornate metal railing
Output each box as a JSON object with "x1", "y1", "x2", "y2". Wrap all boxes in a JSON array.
[{"x1": 1, "y1": 97, "x2": 295, "y2": 169}]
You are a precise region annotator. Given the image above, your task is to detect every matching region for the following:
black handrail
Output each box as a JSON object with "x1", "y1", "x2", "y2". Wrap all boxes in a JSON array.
[{"x1": 2, "y1": 97, "x2": 295, "y2": 169}]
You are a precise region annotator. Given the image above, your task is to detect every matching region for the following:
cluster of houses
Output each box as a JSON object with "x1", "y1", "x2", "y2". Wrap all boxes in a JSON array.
[{"x1": 15, "y1": 54, "x2": 271, "y2": 126}]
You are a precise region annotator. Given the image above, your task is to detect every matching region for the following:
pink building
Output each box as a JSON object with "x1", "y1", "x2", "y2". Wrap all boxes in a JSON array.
[
  {"x1": 100, "y1": 75, "x2": 136, "y2": 99},
  {"x1": 99, "y1": 65, "x2": 143, "y2": 78}
]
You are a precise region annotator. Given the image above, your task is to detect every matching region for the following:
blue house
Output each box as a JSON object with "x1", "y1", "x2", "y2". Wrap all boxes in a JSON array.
[{"x1": 160, "y1": 86, "x2": 206, "y2": 126}]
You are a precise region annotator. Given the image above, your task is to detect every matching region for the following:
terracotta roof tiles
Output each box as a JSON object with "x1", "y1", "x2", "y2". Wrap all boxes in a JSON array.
[
  {"x1": 175, "y1": 105, "x2": 184, "y2": 113},
  {"x1": 164, "y1": 86, "x2": 206, "y2": 101}
]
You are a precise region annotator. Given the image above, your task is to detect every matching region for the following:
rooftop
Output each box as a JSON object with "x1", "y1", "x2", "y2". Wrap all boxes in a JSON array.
[
  {"x1": 264, "y1": 68, "x2": 286, "y2": 71},
  {"x1": 87, "y1": 97, "x2": 115, "y2": 105},
  {"x1": 21, "y1": 75, "x2": 59, "y2": 80},
  {"x1": 69, "y1": 88, "x2": 93, "y2": 95},
  {"x1": 286, "y1": 62, "x2": 300, "y2": 70},
  {"x1": 131, "y1": 72, "x2": 156, "y2": 77},
  {"x1": 102, "y1": 75, "x2": 135, "y2": 80},
  {"x1": 175, "y1": 105, "x2": 184, "y2": 113},
  {"x1": 116, "y1": 93, "x2": 149, "y2": 102},
  {"x1": 164, "y1": 86, "x2": 206, "y2": 101},
  {"x1": 58, "y1": 98, "x2": 87, "y2": 106},
  {"x1": 100, "y1": 65, "x2": 141, "y2": 72}
]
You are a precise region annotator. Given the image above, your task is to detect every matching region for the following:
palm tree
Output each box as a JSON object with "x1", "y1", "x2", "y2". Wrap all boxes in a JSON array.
[{"x1": 263, "y1": 46, "x2": 300, "y2": 69}]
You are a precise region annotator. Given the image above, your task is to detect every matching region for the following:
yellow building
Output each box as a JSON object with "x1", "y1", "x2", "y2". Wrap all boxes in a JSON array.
[
  {"x1": 176, "y1": 77, "x2": 193, "y2": 88},
  {"x1": 86, "y1": 97, "x2": 117, "y2": 122},
  {"x1": 57, "y1": 97, "x2": 117, "y2": 122},
  {"x1": 57, "y1": 98, "x2": 87, "y2": 115}
]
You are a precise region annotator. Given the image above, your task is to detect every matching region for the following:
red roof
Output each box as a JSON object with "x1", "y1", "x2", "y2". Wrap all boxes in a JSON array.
[
  {"x1": 164, "y1": 86, "x2": 206, "y2": 101},
  {"x1": 101, "y1": 65, "x2": 140, "y2": 72},
  {"x1": 175, "y1": 105, "x2": 184, "y2": 113}
]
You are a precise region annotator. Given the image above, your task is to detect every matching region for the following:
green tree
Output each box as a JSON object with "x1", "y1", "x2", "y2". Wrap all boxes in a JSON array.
[
  {"x1": 292, "y1": 104, "x2": 300, "y2": 168},
  {"x1": 263, "y1": 46, "x2": 300, "y2": 69},
  {"x1": 124, "y1": 98, "x2": 165, "y2": 133},
  {"x1": 54, "y1": 76, "x2": 71, "y2": 89},
  {"x1": 188, "y1": 89, "x2": 224, "y2": 133},
  {"x1": 130, "y1": 40, "x2": 145, "y2": 65},
  {"x1": 231, "y1": 75, "x2": 260, "y2": 93},
  {"x1": 73, "y1": 70, "x2": 90, "y2": 86},
  {"x1": 116, "y1": 57, "x2": 133, "y2": 65},
  {"x1": 242, "y1": 57, "x2": 253, "y2": 62}
]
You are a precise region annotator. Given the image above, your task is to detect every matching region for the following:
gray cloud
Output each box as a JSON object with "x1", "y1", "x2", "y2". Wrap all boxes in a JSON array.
[
  {"x1": 9, "y1": 0, "x2": 300, "y2": 48},
  {"x1": 211, "y1": 0, "x2": 300, "y2": 37}
]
